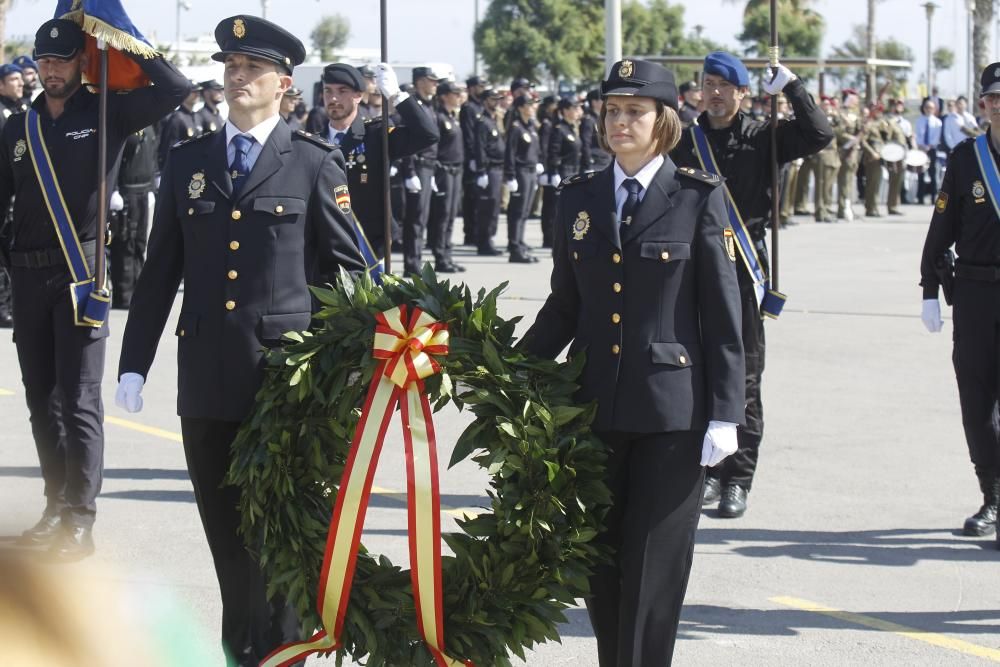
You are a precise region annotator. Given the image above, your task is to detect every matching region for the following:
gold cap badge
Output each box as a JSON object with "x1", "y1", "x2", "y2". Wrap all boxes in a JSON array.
[
  {"x1": 619, "y1": 59, "x2": 634, "y2": 78},
  {"x1": 233, "y1": 18, "x2": 246, "y2": 39},
  {"x1": 50, "y1": 27, "x2": 59, "y2": 39}
]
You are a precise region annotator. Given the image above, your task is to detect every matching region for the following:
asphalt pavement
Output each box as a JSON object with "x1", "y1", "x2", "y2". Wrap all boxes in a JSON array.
[{"x1": 2, "y1": 202, "x2": 999, "y2": 666}]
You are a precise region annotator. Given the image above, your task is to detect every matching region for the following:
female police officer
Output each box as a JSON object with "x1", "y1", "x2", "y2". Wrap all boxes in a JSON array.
[{"x1": 520, "y1": 59, "x2": 745, "y2": 666}]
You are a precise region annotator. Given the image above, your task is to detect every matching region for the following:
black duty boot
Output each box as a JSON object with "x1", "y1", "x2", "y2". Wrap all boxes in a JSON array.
[
  {"x1": 18, "y1": 511, "x2": 62, "y2": 546},
  {"x1": 702, "y1": 477, "x2": 722, "y2": 506},
  {"x1": 718, "y1": 484, "x2": 749, "y2": 518},
  {"x1": 963, "y1": 478, "x2": 1000, "y2": 537}
]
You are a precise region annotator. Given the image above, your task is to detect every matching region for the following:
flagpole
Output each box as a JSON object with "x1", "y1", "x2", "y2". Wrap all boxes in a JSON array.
[
  {"x1": 380, "y1": 0, "x2": 392, "y2": 275},
  {"x1": 95, "y1": 39, "x2": 109, "y2": 294},
  {"x1": 768, "y1": 0, "x2": 780, "y2": 292}
]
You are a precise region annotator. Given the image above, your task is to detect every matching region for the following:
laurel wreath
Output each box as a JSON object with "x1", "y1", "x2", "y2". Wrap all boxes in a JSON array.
[{"x1": 226, "y1": 268, "x2": 611, "y2": 666}]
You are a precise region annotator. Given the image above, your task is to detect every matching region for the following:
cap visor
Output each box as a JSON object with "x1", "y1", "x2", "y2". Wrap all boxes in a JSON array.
[
  {"x1": 33, "y1": 48, "x2": 79, "y2": 59},
  {"x1": 982, "y1": 83, "x2": 1000, "y2": 96}
]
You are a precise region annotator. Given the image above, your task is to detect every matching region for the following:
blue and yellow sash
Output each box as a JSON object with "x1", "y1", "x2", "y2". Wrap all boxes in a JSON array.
[
  {"x1": 690, "y1": 126, "x2": 786, "y2": 319},
  {"x1": 974, "y1": 135, "x2": 1000, "y2": 222},
  {"x1": 25, "y1": 110, "x2": 109, "y2": 327}
]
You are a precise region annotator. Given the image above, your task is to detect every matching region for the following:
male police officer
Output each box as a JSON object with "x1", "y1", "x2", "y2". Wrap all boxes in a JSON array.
[
  {"x1": 673, "y1": 51, "x2": 833, "y2": 517},
  {"x1": 319, "y1": 62, "x2": 438, "y2": 258},
  {"x1": 110, "y1": 125, "x2": 158, "y2": 308},
  {"x1": 0, "y1": 18, "x2": 188, "y2": 559},
  {"x1": 116, "y1": 16, "x2": 365, "y2": 663},
  {"x1": 472, "y1": 85, "x2": 507, "y2": 256},
  {"x1": 503, "y1": 94, "x2": 541, "y2": 262},
  {"x1": 196, "y1": 79, "x2": 225, "y2": 133},
  {"x1": 427, "y1": 80, "x2": 466, "y2": 272},
  {"x1": 158, "y1": 80, "x2": 203, "y2": 169},
  {"x1": 921, "y1": 62, "x2": 1000, "y2": 543},
  {"x1": 460, "y1": 75, "x2": 488, "y2": 245},
  {"x1": 401, "y1": 66, "x2": 442, "y2": 276}
]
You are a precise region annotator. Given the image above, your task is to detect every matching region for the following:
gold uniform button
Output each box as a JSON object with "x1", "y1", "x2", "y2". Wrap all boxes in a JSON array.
[
  {"x1": 227, "y1": 270, "x2": 238, "y2": 280},
  {"x1": 612, "y1": 253, "x2": 622, "y2": 264},
  {"x1": 187, "y1": 208, "x2": 194, "y2": 215},
  {"x1": 229, "y1": 240, "x2": 240, "y2": 251},
  {"x1": 611, "y1": 344, "x2": 621, "y2": 355},
  {"x1": 613, "y1": 282, "x2": 622, "y2": 293},
  {"x1": 225, "y1": 300, "x2": 236, "y2": 311},
  {"x1": 679, "y1": 355, "x2": 687, "y2": 364},
  {"x1": 178, "y1": 329, "x2": 185, "y2": 337},
  {"x1": 660, "y1": 250, "x2": 670, "y2": 261},
  {"x1": 612, "y1": 313, "x2": 621, "y2": 324},
  {"x1": 275, "y1": 204, "x2": 284, "y2": 214},
  {"x1": 231, "y1": 210, "x2": 242, "y2": 221},
  {"x1": 573, "y1": 251, "x2": 579, "y2": 260}
]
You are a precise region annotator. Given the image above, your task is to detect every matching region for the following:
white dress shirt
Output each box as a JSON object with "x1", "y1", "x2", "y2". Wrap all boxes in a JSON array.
[
  {"x1": 914, "y1": 113, "x2": 942, "y2": 149},
  {"x1": 612, "y1": 154, "x2": 665, "y2": 221},
  {"x1": 942, "y1": 110, "x2": 978, "y2": 150},
  {"x1": 225, "y1": 114, "x2": 282, "y2": 172}
]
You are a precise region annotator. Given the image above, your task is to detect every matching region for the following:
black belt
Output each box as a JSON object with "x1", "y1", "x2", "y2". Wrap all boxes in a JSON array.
[
  {"x1": 11, "y1": 240, "x2": 96, "y2": 269},
  {"x1": 955, "y1": 263, "x2": 1000, "y2": 282},
  {"x1": 414, "y1": 156, "x2": 437, "y2": 169},
  {"x1": 436, "y1": 162, "x2": 462, "y2": 174}
]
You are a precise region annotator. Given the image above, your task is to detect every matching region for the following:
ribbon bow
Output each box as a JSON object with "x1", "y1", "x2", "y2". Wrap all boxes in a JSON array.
[{"x1": 263, "y1": 306, "x2": 470, "y2": 667}]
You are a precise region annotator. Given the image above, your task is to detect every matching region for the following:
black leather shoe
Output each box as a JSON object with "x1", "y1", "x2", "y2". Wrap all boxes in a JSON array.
[
  {"x1": 509, "y1": 254, "x2": 535, "y2": 263},
  {"x1": 50, "y1": 525, "x2": 95, "y2": 562},
  {"x1": 964, "y1": 505, "x2": 997, "y2": 536},
  {"x1": 702, "y1": 477, "x2": 721, "y2": 506},
  {"x1": 18, "y1": 512, "x2": 62, "y2": 546},
  {"x1": 718, "y1": 484, "x2": 748, "y2": 518},
  {"x1": 477, "y1": 247, "x2": 503, "y2": 256},
  {"x1": 435, "y1": 262, "x2": 466, "y2": 273},
  {"x1": 0, "y1": 312, "x2": 12, "y2": 328}
]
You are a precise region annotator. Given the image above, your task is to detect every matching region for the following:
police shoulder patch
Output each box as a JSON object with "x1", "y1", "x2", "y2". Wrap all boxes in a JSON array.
[
  {"x1": 677, "y1": 166, "x2": 721, "y2": 186},
  {"x1": 294, "y1": 129, "x2": 334, "y2": 150},
  {"x1": 557, "y1": 172, "x2": 595, "y2": 190}
]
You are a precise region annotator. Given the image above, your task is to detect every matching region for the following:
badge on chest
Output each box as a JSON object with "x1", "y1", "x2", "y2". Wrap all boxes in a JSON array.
[{"x1": 572, "y1": 211, "x2": 591, "y2": 240}]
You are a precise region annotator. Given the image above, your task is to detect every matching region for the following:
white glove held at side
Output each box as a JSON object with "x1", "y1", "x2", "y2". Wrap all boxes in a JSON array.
[
  {"x1": 535, "y1": 163, "x2": 545, "y2": 175},
  {"x1": 389, "y1": 165, "x2": 398, "y2": 178},
  {"x1": 476, "y1": 174, "x2": 489, "y2": 189},
  {"x1": 762, "y1": 64, "x2": 796, "y2": 95},
  {"x1": 537, "y1": 174, "x2": 549, "y2": 186},
  {"x1": 922, "y1": 298, "x2": 943, "y2": 333},
  {"x1": 549, "y1": 174, "x2": 561, "y2": 187},
  {"x1": 505, "y1": 178, "x2": 518, "y2": 193},
  {"x1": 115, "y1": 372, "x2": 145, "y2": 414},
  {"x1": 700, "y1": 420, "x2": 739, "y2": 467},
  {"x1": 431, "y1": 178, "x2": 439, "y2": 193},
  {"x1": 109, "y1": 190, "x2": 124, "y2": 212},
  {"x1": 405, "y1": 175, "x2": 422, "y2": 193}
]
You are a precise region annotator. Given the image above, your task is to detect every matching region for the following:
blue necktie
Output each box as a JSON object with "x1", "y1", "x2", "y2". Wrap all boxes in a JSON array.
[
  {"x1": 333, "y1": 131, "x2": 345, "y2": 146},
  {"x1": 230, "y1": 133, "x2": 254, "y2": 196},
  {"x1": 621, "y1": 178, "x2": 643, "y2": 226}
]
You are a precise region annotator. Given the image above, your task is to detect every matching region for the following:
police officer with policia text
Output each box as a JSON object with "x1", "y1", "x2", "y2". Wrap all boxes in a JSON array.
[
  {"x1": 673, "y1": 51, "x2": 833, "y2": 518},
  {"x1": 921, "y1": 62, "x2": 1000, "y2": 543},
  {"x1": 0, "y1": 18, "x2": 188, "y2": 559},
  {"x1": 115, "y1": 15, "x2": 365, "y2": 663},
  {"x1": 318, "y1": 62, "x2": 437, "y2": 259}
]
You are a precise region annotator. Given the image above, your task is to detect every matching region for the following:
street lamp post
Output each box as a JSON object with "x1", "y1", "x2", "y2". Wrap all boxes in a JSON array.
[
  {"x1": 261, "y1": 0, "x2": 271, "y2": 19},
  {"x1": 605, "y1": 0, "x2": 622, "y2": 78},
  {"x1": 923, "y1": 2, "x2": 937, "y2": 97},
  {"x1": 175, "y1": 0, "x2": 190, "y2": 64},
  {"x1": 968, "y1": 0, "x2": 976, "y2": 103}
]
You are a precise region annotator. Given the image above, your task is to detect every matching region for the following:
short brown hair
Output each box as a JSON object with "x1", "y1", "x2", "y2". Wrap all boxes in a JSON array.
[{"x1": 597, "y1": 100, "x2": 682, "y2": 156}]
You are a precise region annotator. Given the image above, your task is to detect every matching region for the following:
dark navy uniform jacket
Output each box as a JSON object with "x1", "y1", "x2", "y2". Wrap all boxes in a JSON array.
[
  {"x1": 521, "y1": 159, "x2": 746, "y2": 433},
  {"x1": 158, "y1": 106, "x2": 203, "y2": 169},
  {"x1": 503, "y1": 116, "x2": 539, "y2": 180},
  {"x1": 119, "y1": 120, "x2": 366, "y2": 421},
  {"x1": 547, "y1": 119, "x2": 582, "y2": 179}
]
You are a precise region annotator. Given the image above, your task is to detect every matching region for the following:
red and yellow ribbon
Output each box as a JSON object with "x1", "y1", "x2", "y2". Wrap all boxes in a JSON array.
[{"x1": 261, "y1": 305, "x2": 470, "y2": 667}]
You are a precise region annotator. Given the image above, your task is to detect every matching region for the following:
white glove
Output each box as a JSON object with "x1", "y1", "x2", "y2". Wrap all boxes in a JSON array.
[
  {"x1": 469, "y1": 159, "x2": 477, "y2": 171},
  {"x1": 476, "y1": 174, "x2": 489, "y2": 189},
  {"x1": 389, "y1": 165, "x2": 398, "y2": 178},
  {"x1": 505, "y1": 178, "x2": 518, "y2": 193},
  {"x1": 115, "y1": 372, "x2": 145, "y2": 413},
  {"x1": 535, "y1": 163, "x2": 545, "y2": 175},
  {"x1": 922, "y1": 298, "x2": 943, "y2": 333},
  {"x1": 376, "y1": 63, "x2": 403, "y2": 102},
  {"x1": 537, "y1": 173, "x2": 549, "y2": 186},
  {"x1": 154, "y1": 175, "x2": 161, "y2": 190},
  {"x1": 405, "y1": 175, "x2": 422, "y2": 193},
  {"x1": 109, "y1": 190, "x2": 124, "y2": 212},
  {"x1": 549, "y1": 174, "x2": 561, "y2": 187},
  {"x1": 700, "y1": 420, "x2": 738, "y2": 467},
  {"x1": 431, "y1": 178, "x2": 439, "y2": 193},
  {"x1": 762, "y1": 63, "x2": 796, "y2": 95}
]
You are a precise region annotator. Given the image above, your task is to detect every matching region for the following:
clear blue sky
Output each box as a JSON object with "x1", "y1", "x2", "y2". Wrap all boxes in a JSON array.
[{"x1": 3, "y1": 0, "x2": 987, "y2": 97}]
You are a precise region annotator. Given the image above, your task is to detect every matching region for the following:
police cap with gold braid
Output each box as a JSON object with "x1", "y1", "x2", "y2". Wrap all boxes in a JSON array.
[{"x1": 212, "y1": 15, "x2": 306, "y2": 74}]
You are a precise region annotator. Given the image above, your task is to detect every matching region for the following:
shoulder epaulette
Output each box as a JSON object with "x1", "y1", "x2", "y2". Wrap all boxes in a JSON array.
[
  {"x1": 170, "y1": 132, "x2": 213, "y2": 150},
  {"x1": 294, "y1": 129, "x2": 334, "y2": 149},
  {"x1": 676, "y1": 166, "x2": 721, "y2": 186},
  {"x1": 557, "y1": 172, "x2": 595, "y2": 190}
]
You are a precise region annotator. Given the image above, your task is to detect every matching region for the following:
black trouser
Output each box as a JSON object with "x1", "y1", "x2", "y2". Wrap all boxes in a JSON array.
[
  {"x1": 707, "y1": 257, "x2": 765, "y2": 490},
  {"x1": 589, "y1": 430, "x2": 704, "y2": 667},
  {"x1": 180, "y1": 418, "x2": 302, "y2": 667},
  {"x1": 389, "y1": 168, "x2": 406, "y2": 251},
  {"x1": 403, "y1": 164, "x2": 435, "y2": 274},
  {"x1": 11, "y1": 260, "x2": 106, "y2": 528},
  {"x1": 952, "y1": 278, "x2": 1000, "y2": 480},
  {"x1": 462, "y1": 166, "x2": 477, "y2": 244},
  {"x1": 540, "y1": 184, "x2": 558, "y2": 248},
  {"x1": 475, "y1": 166, "x2": 503, "y2": 252},
  {"x1": 917, "y1": 148, "x2": 939, "y2": 204},
  {"x1": 428, "y1": 164, "x2": 461, "y2": 265},
  {"x1": 506, "y1": 167, "x2": 538, "y2": 254},
  {"x1": 109, "y1": 188, "x2": 151, "y2": 308},
  {"x1": 0, "y1": 263, "x2": 11, "y2": 321}
]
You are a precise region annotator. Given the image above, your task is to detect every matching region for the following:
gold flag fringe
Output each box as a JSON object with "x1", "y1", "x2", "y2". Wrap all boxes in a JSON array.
[{"x1": 60, "y1": 10, "x2": 160, "y2": 59}]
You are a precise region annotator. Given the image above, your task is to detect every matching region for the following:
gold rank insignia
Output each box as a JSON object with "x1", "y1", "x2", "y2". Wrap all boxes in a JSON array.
[
  {"x1": 13, "y1": 139, "x2": 26, "y2": 159},
  {"x1": 233, "y1": 18, "x2": 247, "y2": 39},
  {"x1": 334, "y1": 184, "x2": 352, "y2": 213},
  {"x1": 973, "y1": 180, "x2": 986, "y2": 203},
  {"x1": 724, "y1": 228, "x2": 736, "y2": 262},
  {"x1": 444, "y1": 121, "x2": 452, "y2": 131},
  {"x1": 522, "y1": 133, "x2": 531, "y2": 143},
  {"x1": 186, "y1": 127, "x2": 194, "y2": 137},
  {"x1": 572, "y1": 211, "x2": 591, "y2": 240},
  {"x1": 619, "y1": 59, "x2": 634, "y2": 78},
  {"x1": 935, "y1": 191, "x2": 948, "y2": 213},
  {"x1": 188, "y1": 171, "x2": 206, "y2": 199},
  {"x1": 209, "y1": 122, "x2": 217, "y2": 132}
]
